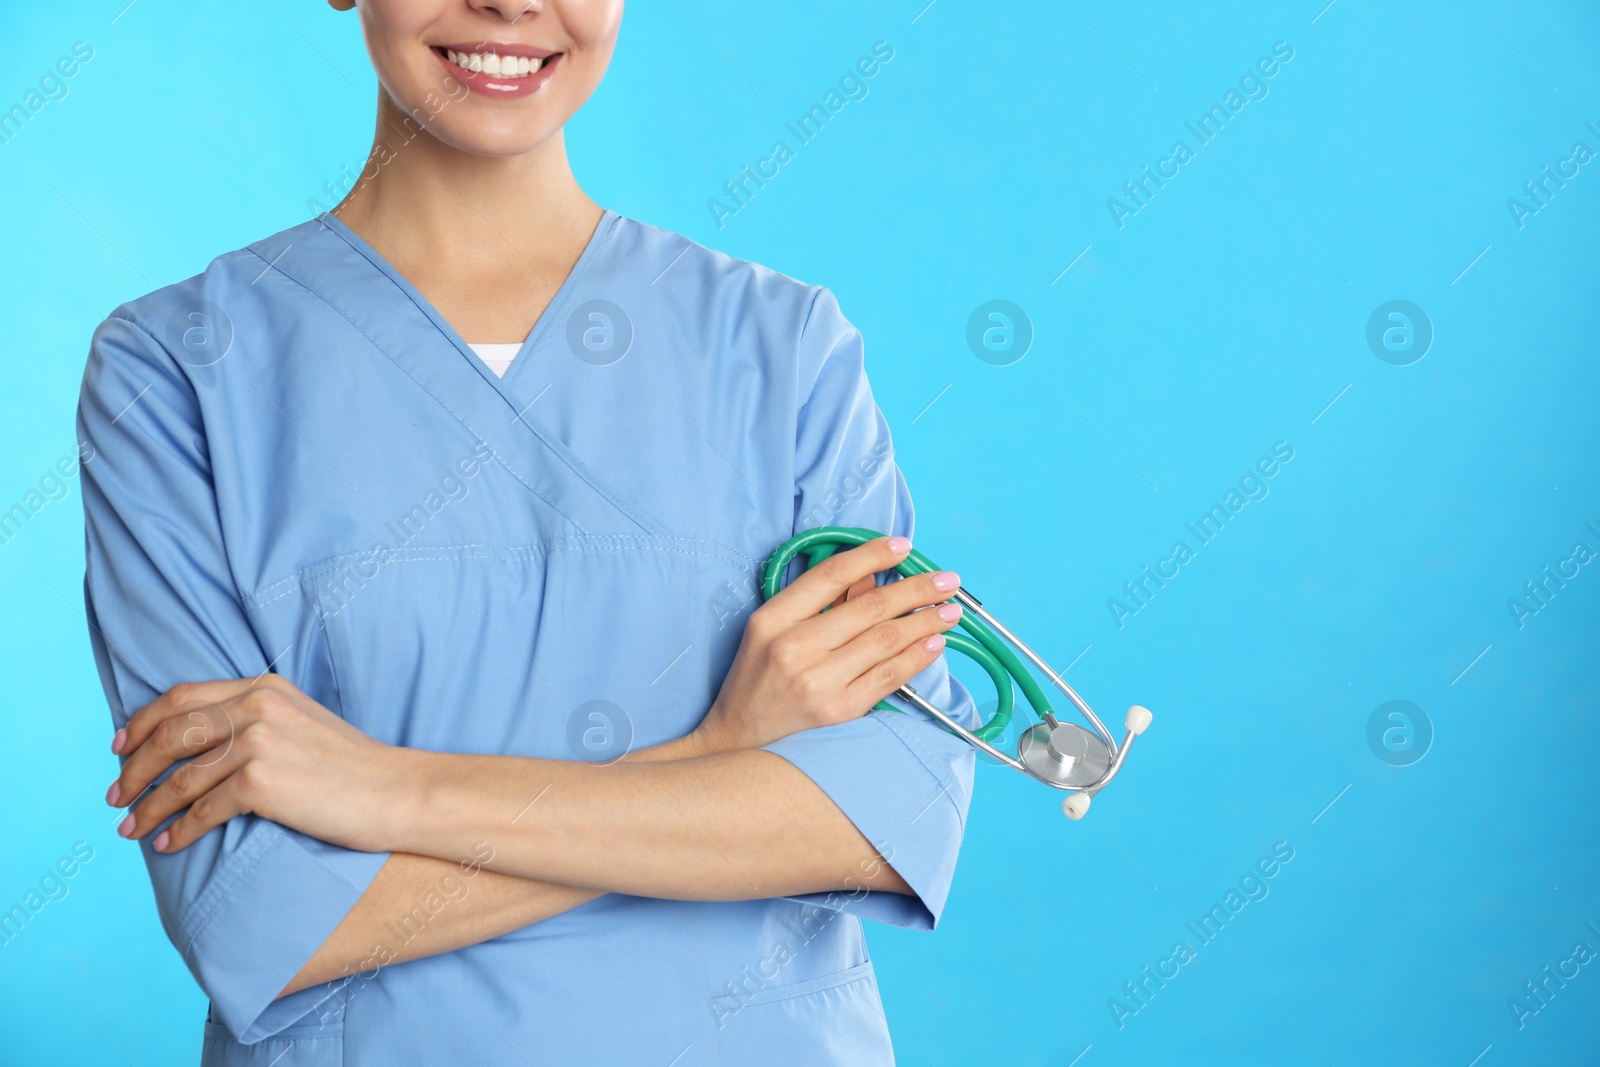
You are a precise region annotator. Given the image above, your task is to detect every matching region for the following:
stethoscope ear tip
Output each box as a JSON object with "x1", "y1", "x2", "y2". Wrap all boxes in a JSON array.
[
  {"x1": 1062, "y1": 793, "x2": 1092, "y2": 820},
  {"x1": 1059, "y1": 707, "x2": 1150, "y2": 820}
]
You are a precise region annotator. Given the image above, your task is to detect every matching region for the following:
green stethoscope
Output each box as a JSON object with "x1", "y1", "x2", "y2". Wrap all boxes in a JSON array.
[{"x1": 761, "y1": 526, "x2": 1151, "y2": 820}]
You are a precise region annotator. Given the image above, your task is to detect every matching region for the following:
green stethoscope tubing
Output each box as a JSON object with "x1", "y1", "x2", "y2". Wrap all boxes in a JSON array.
[{"x1": 758, "y1": 526, "x2": 1059, "y2": 743}]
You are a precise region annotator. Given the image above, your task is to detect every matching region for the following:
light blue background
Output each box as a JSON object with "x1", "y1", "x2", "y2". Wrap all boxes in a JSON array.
[{"x1": 3, "y1": 1, "x2": 1597, "y2": 1064}]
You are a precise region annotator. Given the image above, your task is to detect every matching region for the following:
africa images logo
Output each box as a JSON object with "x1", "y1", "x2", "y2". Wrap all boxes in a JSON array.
[{"x1": 1106, "y1": 41, "x2": 1295, "y2": 230}]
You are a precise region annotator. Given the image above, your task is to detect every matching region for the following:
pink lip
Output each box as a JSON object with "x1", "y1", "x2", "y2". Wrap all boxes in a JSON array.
[{"x1": 434, "y1": 47, "x2": 561, "y2": 100}]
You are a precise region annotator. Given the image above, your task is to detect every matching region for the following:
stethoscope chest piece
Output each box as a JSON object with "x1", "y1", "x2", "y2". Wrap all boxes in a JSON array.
[{"x1": 1017, "y1": 722, "x2": 1112, "y2": 792}]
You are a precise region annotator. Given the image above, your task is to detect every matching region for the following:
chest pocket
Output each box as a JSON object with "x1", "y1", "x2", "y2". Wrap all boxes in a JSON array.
[{"x1": 302, "y1": 535, "x2": 760, "y2": 760}]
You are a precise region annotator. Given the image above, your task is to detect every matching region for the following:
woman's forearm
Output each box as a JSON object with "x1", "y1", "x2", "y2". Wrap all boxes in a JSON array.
[
  {"x1": 279, "y1": 852, "x2": 602, "y2": 997},
  {"x1": 277, "y1": 733, "x2": 708, "y2": 999},
  {"x1": 286, "y1": 732, "x2": 908, "y2": 1002},
  {"x1": 387, "y1": 745, "x2": 910, "y2": 902}
]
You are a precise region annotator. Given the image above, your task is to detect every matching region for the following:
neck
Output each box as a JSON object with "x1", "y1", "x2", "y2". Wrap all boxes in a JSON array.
[{"x1": 331, "y1": 89, "x2": 602, "y2": 276}]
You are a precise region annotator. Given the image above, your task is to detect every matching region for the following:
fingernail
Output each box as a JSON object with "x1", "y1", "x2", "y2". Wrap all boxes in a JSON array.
[
  {"x1": 153, "y1": 831, "x2": 170, "y2": 853},
  {"x1": 111, "y1": 728, "x2": 126, "y2": 754},
  {"x1": 937, "y1": 603, "x2": 962, "y2": 623},
  {"x1": 932, "y1": 570, "x2": 960, "y2": 592},
  {"x1": 923, "y1": 634, "x2": 946, "y2": 652},
  {"x1": 887, "y1": 536, "x2": 911, "y2": 555},
  {"x1": 117, "y1": 813, "x2": 136, "y2": 838},
  {"x1": 105, "y1": 781, "x2": 121, "y2": 806}
]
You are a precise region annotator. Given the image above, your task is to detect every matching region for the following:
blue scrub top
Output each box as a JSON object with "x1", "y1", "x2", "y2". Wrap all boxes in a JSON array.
[{"x1": 77, "y1": 209, "x2": 978, "y2": 1066}]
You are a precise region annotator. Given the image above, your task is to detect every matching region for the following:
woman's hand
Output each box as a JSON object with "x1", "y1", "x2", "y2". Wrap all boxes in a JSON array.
[
  {"x1": 105, "y1": 675, "x2": 404, "y2": 855},
  {"x1": 691, "y1": 535, "x2": 963, "y2": 754}
]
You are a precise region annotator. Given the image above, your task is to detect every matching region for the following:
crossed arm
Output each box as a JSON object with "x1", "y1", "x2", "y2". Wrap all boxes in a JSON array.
[
  {"x1": 278, "y1": 739, "x2": 890, "y2": 996},
  {"x1": 104, "y1": 537, "x2": 968, "y2": 997}
]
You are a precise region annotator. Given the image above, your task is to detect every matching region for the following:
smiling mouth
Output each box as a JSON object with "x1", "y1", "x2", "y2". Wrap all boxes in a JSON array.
[{"x1": 435, "y1": 47, "x2": 553, "y2": 80}]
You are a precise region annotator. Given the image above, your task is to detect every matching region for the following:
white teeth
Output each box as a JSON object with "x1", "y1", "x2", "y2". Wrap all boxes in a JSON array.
[{"x1": 445, "y1": 48, "x2": 544, "y2": 79}]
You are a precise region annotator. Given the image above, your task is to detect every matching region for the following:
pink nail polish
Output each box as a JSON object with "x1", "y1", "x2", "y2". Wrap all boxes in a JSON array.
[
  {"x1": 923, "y1": 634, "x2": 946, "y2": 652},
  {"x1": 153, "y1": 831, "x2": 170, "y2": 853},
  {"x1": 887, "y1": 536, "x2": 911, "y2": 555},
  {"x1": 111, "y1": 728, "x2": 126, "y2": 754},
  {"x1": 117, "y1": 813, "x2": 136, "y2": 838},
  {"x1": 932, "y1": 571, "x2": 960, "y2": 592},
  {"x1": 937, "y1": 603, "x2": 962, "y2": 623},
  {"x1": 106, "y1": 782, "x2": 121, "y2": 806}
]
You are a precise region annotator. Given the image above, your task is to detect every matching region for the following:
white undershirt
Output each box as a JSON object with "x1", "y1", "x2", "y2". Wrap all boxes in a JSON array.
[{"x1": 468, "y1": 341, "x2": 524, "y2": 378}]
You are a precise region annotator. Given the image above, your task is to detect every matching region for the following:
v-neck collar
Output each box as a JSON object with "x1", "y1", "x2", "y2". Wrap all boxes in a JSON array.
[
  {"x1": 315, "y1": 207, "x2": 620, "y2": 405},
  {"x1": 257, "y1": 209, "x2": 664, "y2": 538}
]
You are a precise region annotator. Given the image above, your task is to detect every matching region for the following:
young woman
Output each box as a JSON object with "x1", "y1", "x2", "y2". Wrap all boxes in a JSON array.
[{"x1": 82, "y1": 2, "x2": 978, "y2": 1063}]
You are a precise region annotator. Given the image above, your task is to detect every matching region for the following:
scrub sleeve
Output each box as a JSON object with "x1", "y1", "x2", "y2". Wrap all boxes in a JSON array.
[
  {"x1": 762, "y1": 288, "x2": 979, "y2": 931},
  {"x1": 78, "y1": 313, "x2": 390, "y2": 1044}
]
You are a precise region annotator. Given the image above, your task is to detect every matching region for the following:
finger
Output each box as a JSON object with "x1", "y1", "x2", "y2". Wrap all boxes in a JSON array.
[
  {"x1": 767, "y1": 537, "x2": 912, "y2": 622},
  {"x1": 151, "y1": 779, "x2": 250, "y2": 854},
  {"x1": 118, "y1": 679, "x2": 259, "y2": 757},
  {"x1": 828, "y1": 574, "x2": 876, "y2": 609},
  {"x1": 844, "y1": 631, "x2": 949, "y2": 713},
  {"x1": 830, "y1": 600, "x2": 962, "y2": 685},
  {"x1": 117, "y1": 732, "x2": 245, "y2": 841},
  {"x1": 110, "y1": 698, "x2": 243, "y2": 809},
  {"x1": 805, "y1": 568, "x2": 961, "y2": 650}
]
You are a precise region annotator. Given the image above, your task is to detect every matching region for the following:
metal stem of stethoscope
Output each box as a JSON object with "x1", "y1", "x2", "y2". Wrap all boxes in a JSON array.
[
  {"x1": 896, "y1": 685, "x2": 1027, "y2": 770},
  {"x1": 951, "y1": 588, "x2": 1117, "y2": 751}
]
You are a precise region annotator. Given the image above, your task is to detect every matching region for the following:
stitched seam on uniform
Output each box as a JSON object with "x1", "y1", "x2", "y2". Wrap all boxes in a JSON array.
[
  {"x1": 299, "y1": 539, "x2": 756, "y2": 568},
  {"x1": 304, "y1": 544, "x2": 754, "y2": 579},
  {"x1": 205, "y1": 1018, "x2": 343, "y2": 1040},
  {"x1": 175, "y1": 820, "x2": 281, "y2": 957},
  {"x1": 248, "y1": 535, "x2": 760, "y2": 603},
  {"x1": 243, "y1": 574, "x2": 299, "y2": 606},
  {"x1": 245, "y1": 581, "x2": 301, "y2": 611}
]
